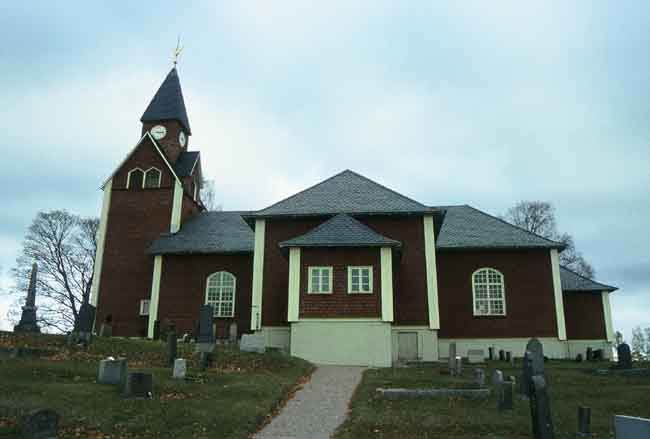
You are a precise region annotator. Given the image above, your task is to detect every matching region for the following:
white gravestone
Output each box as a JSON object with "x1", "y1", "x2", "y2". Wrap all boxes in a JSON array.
[
  {"x1": 240, "y1": 333, "x2": 266, "y2": 353},
  {"x1": 173, "y1": 358, "x2": 187, "y2": 379}
]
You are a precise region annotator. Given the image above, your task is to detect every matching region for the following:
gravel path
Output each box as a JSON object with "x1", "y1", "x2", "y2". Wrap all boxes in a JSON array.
[{"x1": 254, "y1": 365, "x2": 365, "y2": 439}]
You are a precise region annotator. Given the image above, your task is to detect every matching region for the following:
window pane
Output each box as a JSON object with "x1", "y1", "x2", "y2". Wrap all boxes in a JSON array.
[{"x1": 144, "y1": 169, "x2": 160, "y2": 188}]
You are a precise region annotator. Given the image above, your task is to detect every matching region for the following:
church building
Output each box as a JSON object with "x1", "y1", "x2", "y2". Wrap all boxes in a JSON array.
[{"x1": 90, "y1": 68, "x2": 618, "y2": 366}]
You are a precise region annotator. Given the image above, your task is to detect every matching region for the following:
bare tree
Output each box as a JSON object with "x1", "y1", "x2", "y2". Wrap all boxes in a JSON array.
[
  {"x1": 503, "y1": 201, "x2": 595, "y2": 277},
  {"x1": 200, "y1": 179, "x2": 222, "y2": 211},
  {"x1": 6, "y1": 210, "x2": 99, "y2": 332},
  {"x1": 631, "y1": 326, "x2": 646, "y2": 360}
]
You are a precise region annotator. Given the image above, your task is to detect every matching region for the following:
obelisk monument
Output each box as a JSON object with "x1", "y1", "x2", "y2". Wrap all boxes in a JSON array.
[{"x1": 14, "y1": 262, "x2": 41, "y2": 333}]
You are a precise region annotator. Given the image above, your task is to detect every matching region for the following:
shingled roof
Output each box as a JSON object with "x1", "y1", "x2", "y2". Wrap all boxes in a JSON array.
[
  {"x1": 149, "y1": 211, "x2": 253, "y2": 255},
  {"x1": 173, "y1": 151, "x2": 200, "y2": 177},
  {"x1": 279, "y1": 214, "x2": 401, "y2": 248},
  {"x1": 141, "y1": 68, "x2": 191, "y2": 134},
  {"x1": 435, "y1": 205, "x2": 564, "y2": 250},
  {"x1": 560, "y1": 266, "x2": 617, "y2": 292},
  {"x1": 247, "y1": 170, "x2": 433, "y2": 218}
]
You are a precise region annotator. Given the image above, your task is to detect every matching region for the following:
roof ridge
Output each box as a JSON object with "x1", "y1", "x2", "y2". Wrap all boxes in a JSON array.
[{"x1": 464, "y1": 204, "x2": 565, "y2": 248}]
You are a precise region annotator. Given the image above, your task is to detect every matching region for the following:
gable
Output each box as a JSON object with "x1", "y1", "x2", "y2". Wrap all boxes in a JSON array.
[{"x1": 102, "y1": 132, "x2": 181, "y2": 189}]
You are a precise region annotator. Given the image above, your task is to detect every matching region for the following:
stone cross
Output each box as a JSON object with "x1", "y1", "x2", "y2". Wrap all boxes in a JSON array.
[
  {"x1": 616, "y1": 343, "x2": 632, "y2": 369},
  {"x1": 13, "y1": 262, "x2": 41, "y2": 333},
  {"x1": 21, "y1": 408, "x2": 58, "y2": 439},
  {"x1": 448, "y1": 342, "x2": 457, "y2": 374},
  {"x1": 529, "y1": 375, "x2": 555, "y2": 439}
]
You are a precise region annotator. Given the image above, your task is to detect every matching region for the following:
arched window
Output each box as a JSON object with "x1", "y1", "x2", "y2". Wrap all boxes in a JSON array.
[
  {"x1": 205, "y1": 271, "x2": 236, "y2": 318},
  {"x1": 127, "y1": 168, "x2": 144, "y2": 190},
  {"x1": 472, "y1": 268, "x2": 506, "y2": 316},
  {"x1": 144, "y1": 167, "x2": 161, "y2": 188}
]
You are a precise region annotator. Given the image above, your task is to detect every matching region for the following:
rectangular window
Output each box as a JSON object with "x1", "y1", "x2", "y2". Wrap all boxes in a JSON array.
[
  {"x1": 139, "y1": 299, "x2": 150, "y2": 316},
  {"x1": 308, "y1": 267, "x2": 332, "y2": 294},
  {"x1": 348, "y1": 266, "x2": 373, "y2": 294}
]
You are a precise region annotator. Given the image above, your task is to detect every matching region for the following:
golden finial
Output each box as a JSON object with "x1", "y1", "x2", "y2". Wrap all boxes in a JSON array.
[{"x1": 172, "y1": 36, "x2": 184, "y2": 67}]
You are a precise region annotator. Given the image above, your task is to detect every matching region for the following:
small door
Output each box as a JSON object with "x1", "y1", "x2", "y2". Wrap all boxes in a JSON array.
[{"x1": 398, "y1": 332, "x2": 418, "y2": 361}]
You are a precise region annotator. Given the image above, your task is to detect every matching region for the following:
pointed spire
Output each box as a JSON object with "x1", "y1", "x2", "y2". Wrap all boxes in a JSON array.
[{"x1": 141, "y1": 68, "x2": 191, "y2": 134}]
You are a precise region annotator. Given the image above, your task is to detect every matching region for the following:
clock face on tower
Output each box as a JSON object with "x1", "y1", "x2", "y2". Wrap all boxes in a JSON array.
[
  {"x1": 179, "y1": 131, "x2": 186, "y2": 147},
  {"x1": 150, "y1": 125, "x2": 167, "y2": 140}
]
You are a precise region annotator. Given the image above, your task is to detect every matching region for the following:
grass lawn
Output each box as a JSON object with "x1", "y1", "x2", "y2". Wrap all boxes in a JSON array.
[
  {"x1": 335, "y1": 360, "x2": 650, "y2": 439},
  {"x1": 0, "y1": 332, "x2": 313, "y2": 438}
]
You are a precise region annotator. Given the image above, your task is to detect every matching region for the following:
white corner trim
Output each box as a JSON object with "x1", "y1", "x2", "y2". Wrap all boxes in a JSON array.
[
  {"x1": 602, "y1": 291, "x2": 615, "y2": 342},
  {"x1": 147, "y1": 255, "x2": 163, "y2": 339},
  {"x1": 423, "y1": 215, "x2": 440, "y2": 329},
  {"x1": 90, "y1": 179, "x2": 112, "y2": 307},
  {"x1": 550, "y1": 249, "x2": 567, "y2": 340},
  {"x1": 251, "y1": 219, "x2": 266, "y2": 330},
  {"x1": 170, "y1": 179, "x2": 183, "y2": 233},
  {"x1": 380, "y1": 247, "x2": 394, "y2": 322},
  {"x1": 287, "y1": 248, "x2": 301, "y2": 322}
]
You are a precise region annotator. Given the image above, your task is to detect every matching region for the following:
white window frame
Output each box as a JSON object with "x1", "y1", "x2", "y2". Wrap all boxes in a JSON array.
[
  {"x1": 205, "y1": 271, "x2": 236, "y2": 318},
  {"x1": 139, "y1": 299, "x2": 150, "y2": 316},
  {"x1": 348, "y1": 266, "x2": 373, "y2": 294},
  {"x1": 308, "y1": 266, "x2": 333, "y2": 294},
  {"x1": 126, "y1": 167, "x2": 144, "y2": 189},
  {"x1": 143, "y1": 167, "x2": 162, "y2": 189},
  {"x1": 472, "y1": 267, "x2": 507, "y2": 316}
]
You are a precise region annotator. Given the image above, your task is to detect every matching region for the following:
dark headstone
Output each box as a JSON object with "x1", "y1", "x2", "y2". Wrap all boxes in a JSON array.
[
  {"x1": 153, "y1": 320, "x2": 161, "y2": 340},
  {"x1": 14, "y1": 263, "x2": 41, "y2": 334},
  {"x1": 499, "y1": 349, "x2": 505, "y2": 361},
  {"x1": 197, "y1": 305, "x2": 215, "y2": 344},
  {"x1": 488, "y1": 347, "x2": 494, "y2": 361},
  {"x1": 521, "y1": 351, "x2": 534, "y2": 397},
  {"x1": 454, "y1": 356, "x2": 463, "y2": 377},
  {"x1": 575, "y1": 354, "x2": 583, "y2": 363},
  {"x1": 498, "y1": 381, "x2": 514, "y2": 411},
  {"x1": 617, "y1": 343, "x2": 632, "y2": 369},
  {"x1": 21, "y1": 409, "x2": 58, "y2": 439},
  {"x1": 167, "y1": 330, "x2": 177, "y2": 367},
  {"x1": 474, "y1": 368, "x2": 486, "y2": 388},
  {"x1": 586, "y1": 347, "x2": 593, "y2": 361},
  {"x1": 529, "y1": 375, "x2": 555, "y2": 439},
  {"x1": 505, "y1": 351, "x2": 511, "y2": 363},
  {"x1": 75, "y1": 303, "x2": 96, "y2": 333},
  {"x1": 526, "y1": 338, "x2": 545, "y2": 376},
  {"x1": 123, "y1": 372, "x2": 153, "y2": 398},
  {"x1": 593, "y1": 349, "x2": 603, "y2": 361},
  {"x1": 577, "y1": 406, "x2": 591, "y2": 437},
  {"x1": 448, "y1": 342, "x2": 457, "y2": 374},
  {"x1": 98, "y1": 358, "x2": 127, "y2": 385}
]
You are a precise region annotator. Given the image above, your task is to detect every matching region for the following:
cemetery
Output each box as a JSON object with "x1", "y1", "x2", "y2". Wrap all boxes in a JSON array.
[
  {"x1": 0, "y1": 330, "x2": 312, "y2": 438},
  {"x1": 335, "y1": 341, "x2": 650, "y2": 439}
]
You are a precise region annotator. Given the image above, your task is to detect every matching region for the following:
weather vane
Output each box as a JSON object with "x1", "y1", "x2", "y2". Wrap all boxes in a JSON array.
[{"x1": 172, "y1": 36, "x2": 184, "y2": 66}]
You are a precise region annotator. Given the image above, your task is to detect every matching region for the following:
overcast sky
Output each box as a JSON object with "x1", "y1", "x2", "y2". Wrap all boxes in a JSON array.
[{"x1": 1, "y1": 1, "x2": 648, "y2": 340}]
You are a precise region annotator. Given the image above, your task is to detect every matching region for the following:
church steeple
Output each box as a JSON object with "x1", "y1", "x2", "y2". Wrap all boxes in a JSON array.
[{"x1": 140, "y1": 67, "x2": 191, "y2": 163}]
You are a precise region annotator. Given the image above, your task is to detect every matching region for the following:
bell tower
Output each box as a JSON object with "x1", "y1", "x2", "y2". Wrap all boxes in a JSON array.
[{"x1": 140, "y1": 67, "x2": 192, "y2": 163}]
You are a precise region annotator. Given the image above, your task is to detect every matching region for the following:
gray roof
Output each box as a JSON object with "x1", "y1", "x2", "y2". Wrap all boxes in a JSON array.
[
  {"x1": 173, "y1": 151, "x2": 200, "y2": 177},
  {"x1": 560, "y1": 266, "x2": 617, "y2": 292},
  {"x1": 149, "y1": 211, "x2": 253, "y2": 255},
  {"x1": 141, "y1": 68, "x2": 191, "y2": 134},
  {"x1": 435, "y1": 205, "x2": 564, "y2": 250},
  {"x1": 247, "y1": 170, "x2": 433, "y2": 218},
  {"x1": 279, "y1": 214, "x2": 401, "y2": 248}
]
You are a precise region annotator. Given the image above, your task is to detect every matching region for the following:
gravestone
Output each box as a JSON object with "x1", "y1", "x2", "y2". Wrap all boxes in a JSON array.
[
  {"x1": 454, "y1": 356, "x2": 463, "y2": 376},
  {"x1": 529, "y1": 375, "x2": 554, "y2": 439},
  {"x1": 74, "y1": 303, "x2": 96, "y2": 345},
  {"x1": 474, "y1": 368, "x2": 485, "y2": 388},
  {"x1": 196, "y1": 305, "x2": 215, "y2": 353},
  {"x1": 526, "y1": 338, "x2": 545, "y2": 376},
  {"x1": 586, "y1": 347, "x2": 593, "y2": 361},
  {"x1": 488, "y1": 347, "x2": 494, "y2": 361},
  {"x1": 593, "y1": 349, "x2": 603, "y2": 360},
  {"x1": 181, "y1": 333, "x2": 190, "y2": 343},
  {"x1": 577, "y1": 406, "x2": 591, "y2": 437},
  {"x1": 448, "y1": 342, "x2": 457, "y2": 374},
  {"x1": 167, "y1": 330, "x2": 177, "y2": 367},
  {"x1": 575, "y1": 354, "x2": 583, "y2": 363},
  {"x1": 123, "y1": 372, "x2": 153, "y2": 398},
  {"x1": 616, "y1": 343, "x2": 632, "y2": 369},
  {"x1": 98, "y1": 358, "x2": 127, "y2": 385},
  {"x1": 492, "y1": 369, "x2": 504, "y2": 386},
  {"x1": 199, "y1": 352, "x2": 212, "y2": 371},
  {"x1": 468, "y1": 349, "x2": 485, "y2": 364},
  {"x1": 21, "y1": 409, "x2": 58, "y2": 439},
  {"x1": 173, "y1": 358, "x2": 187, "y2": 379},
  {"x1": 499, "y1": 349, "x2": 505, "y2": 361},
  {"x1": 614, "y1": 415, "x2": 650, "y2": 438},
  {"x1": 521, "y1": 351, "x2": 534, "y2": 397},
  {"x1": 240, "y1": 333, "x2": 266, "y2": 354},
  {"x1": 14, "y1": 263, "x2": 41, "y2": 334},
  {"x1": 505, "y1": 351, "x2": 511, "y2": 363},
  {"x1": 498, "y1": 381, "x2": 514, "y2": 411},
  {"x1": 229, "y1": 322, "x2": 238, "y2": 343}
]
